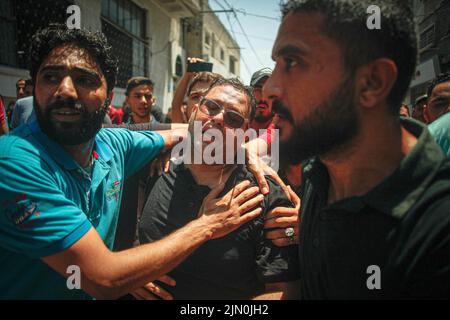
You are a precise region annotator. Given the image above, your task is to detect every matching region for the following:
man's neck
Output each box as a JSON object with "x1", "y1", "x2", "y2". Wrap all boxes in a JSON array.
[
  {"x1": 62, "y1": 139, "x2": 95, "y2": 169},
  {"x1": 132, "y1": 114, "x2": 151, "y2": 124},
  {"x1": 321, "y1": 113, "x2": 418, "y2": 204},
  {"x1": 251, "y1": 118, "x2": 272, "y2": 132},
  {"x1": 186, "y1": 163, "x2": 237, "y2": 189}
]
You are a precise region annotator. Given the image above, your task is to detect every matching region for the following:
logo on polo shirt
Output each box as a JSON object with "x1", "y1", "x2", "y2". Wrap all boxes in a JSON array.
[
  {"x1": 106, "y1": 180, "x2": 121, "y2": 202},
  {"x1": 4, "y1": 194, "x2": 40, "y2": 228}
]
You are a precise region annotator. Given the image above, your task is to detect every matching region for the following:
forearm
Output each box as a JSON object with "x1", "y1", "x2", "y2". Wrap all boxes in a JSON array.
[
  {"x1": 45, "y1": 218, "x2": 214, "y2": 299},
  {"x1": 100, "y1": 219, "x2": 212, "y2": 298},
  {"x1": 155, "y1": 128, "x2": 187, "y2": 153},
  {"x1": 171, "y1": 73, "x2": 192, "y2": 123}
]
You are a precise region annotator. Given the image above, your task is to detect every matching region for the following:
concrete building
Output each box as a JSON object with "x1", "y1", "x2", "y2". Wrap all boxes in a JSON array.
[
  {"x1": 408, "y1": 0, "x2": 450, "y2": 104},
  {"x1": 184, "y1": 1, "x2": 240, "y2": 78},
  {"x1": 0, "y1": 0, "x2": 240, "y2": 114}
]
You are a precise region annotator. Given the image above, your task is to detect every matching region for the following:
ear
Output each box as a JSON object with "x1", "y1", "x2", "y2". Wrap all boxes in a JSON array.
[
  {"x1": 152, "y1": 96, "x2": 157, "y2": 106},
  {"x1": 355, "y1": 58, "x2": 397, "y2": 110},
  {"x1": 423, "y1": 104, "x2": 430, "y2": 123}
]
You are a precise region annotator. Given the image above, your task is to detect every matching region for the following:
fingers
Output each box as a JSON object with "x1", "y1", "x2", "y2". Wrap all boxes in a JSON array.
[
  {"x1": 238, "y1": 207, "x2": 263, "y2": 225},
  {"x1": 288, "y1": 186, "x2": 301, "y2": 210},
  {"x1": 157, "y1": 275, "x2": 176, "y2": 286},
  {"x1": 221, "y1": 180, "x2": 251, "y2": 201},
  {"x1": 234, "y1": 186, "x2": 260, "y2": 205},
  {"x1": 252, "y1": 166, "x2": 270, "y2": 195},
  {"x1": 264, "y1": 215, "x2": 299, "y2": 229},
  {"x1": 142, "y1": 282, "x2": 174, "y2": 300},
  {"x1": 164, "y1": 158, "x2": 170, "y2": 173},
  {"x1": 266, "y1": 226, "x2": 300, "y2": 247},
  {"x1": 265, "y1": 226, "x2": 298, "y2": 240},
  {"x1": 131, "y1": 288, "x2": 159, "y2": 300},
  {"x1": 205, "y1": 182, "x2": 226, "y2": 201},
  {"x1": 262, "y1": 165, "x2": 289, "y2": 199},
  {"x1": 271, "y1": 235, "x2": 299, "y2": 247},
  {"x1": 238, "y1": 194, "x2": 264, "y2": 214},
  {"x1": 265, "y1": 206, "x2": 299, "y2": 221}
]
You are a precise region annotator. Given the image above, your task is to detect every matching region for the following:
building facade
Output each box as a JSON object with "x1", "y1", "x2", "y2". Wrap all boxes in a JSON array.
[
  {"x1": 408, "y1": 0, "x2": 450, "y2": 104},
  {"x1": 184, "y1": 0, "x2": 240, "y2": 78},
  {"x1": 0, "y1": 0, "x2": 240, "y2": 113}
]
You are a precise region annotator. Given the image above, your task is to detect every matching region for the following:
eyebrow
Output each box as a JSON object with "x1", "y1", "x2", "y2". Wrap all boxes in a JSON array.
[
  {"x1": 272, "y1": 43, "x2": 310, "y2": 60},
  {"x1": 209, "y1": 98, "x2": 243, "y2": 114},
  {"x1": 39, "y1": 64, "x2": 101, "y2": 80},
  {"x1": 429, "y1": 97, "x2": 450, "y2": 104}
]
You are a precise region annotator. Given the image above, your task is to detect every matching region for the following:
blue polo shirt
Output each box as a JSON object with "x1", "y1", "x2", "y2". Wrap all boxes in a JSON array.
[
  {"x1": 428, "y1": 112, "x2": 450, "y2": 157},
  {"x1": 0, "y1": 121, "x2": 164, "y2": 299}
]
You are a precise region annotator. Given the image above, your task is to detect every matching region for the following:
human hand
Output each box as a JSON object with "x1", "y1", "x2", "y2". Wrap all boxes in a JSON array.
[
  {"x1": 130, "y1": 275, "x2": 176, "y2": 300},
  {"x1": 149, "y1": 151, "x2": 172, "y2": 177},
  {"x1": 264, "y1": 186, "x2": 300, "y2": 247},
  {"x1": 198, "y1": 180, "x2": 264, "y2": 239}
]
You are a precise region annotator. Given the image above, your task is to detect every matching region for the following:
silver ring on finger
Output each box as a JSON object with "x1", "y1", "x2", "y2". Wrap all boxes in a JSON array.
[{"x1": 284, "y1": 227, "x2": 294, "y2": 237}]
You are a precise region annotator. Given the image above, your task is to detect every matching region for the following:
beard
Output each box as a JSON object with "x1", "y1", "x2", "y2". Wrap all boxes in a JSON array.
[
  {"x1": 35, "y1": 96, "x2": 107, "y2": 146},
  {"x1": 275, "y1": 75, "x2": 359, "y2": 165},
  {"x1": 254, "y1": 101, "x2": 273, "y2": 123}
]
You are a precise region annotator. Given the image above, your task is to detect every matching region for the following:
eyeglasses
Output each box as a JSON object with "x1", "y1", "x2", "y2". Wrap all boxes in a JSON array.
[{"x1": 198, "y1": 97, "x2": 247, "y2": 129}]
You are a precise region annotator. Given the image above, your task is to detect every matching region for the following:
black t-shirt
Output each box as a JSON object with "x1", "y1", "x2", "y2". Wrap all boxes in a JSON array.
[
  {"x1": 299, "y1": 118, "x2": 450, "y2": 299},
  {"x1": 138, "y1": 163, "x2": 299, "y2": 300}
]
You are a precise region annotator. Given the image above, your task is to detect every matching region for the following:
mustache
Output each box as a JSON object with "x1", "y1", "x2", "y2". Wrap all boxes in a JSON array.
[
  {"x1": 257, "y1": 101, "x2": 269, "y2": 108},
  {"x1": 47, "y1": 98, "x2": 84, "y2": 112},
  {"x1": 272, "y1": 99, "x2": 294, "y2": 124}
]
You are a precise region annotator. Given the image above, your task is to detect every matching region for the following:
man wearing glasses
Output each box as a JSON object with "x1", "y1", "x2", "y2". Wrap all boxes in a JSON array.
[{"x1": 137, "y1": 77, "x2": 300, "y2": 300}]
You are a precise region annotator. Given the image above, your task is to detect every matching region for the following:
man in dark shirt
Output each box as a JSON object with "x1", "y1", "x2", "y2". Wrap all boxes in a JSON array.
[
  {"x1": 139, "y1": 78, "x2": 300, "y2": 300},
  {"x1": 264, "y1": 0, "x2": 450, "y2": 298}
]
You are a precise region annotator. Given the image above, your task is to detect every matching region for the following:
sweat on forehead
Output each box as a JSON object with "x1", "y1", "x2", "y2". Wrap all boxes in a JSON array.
[
  {"x1": 28, "y1": 25, "x2": 118, "y2": 92},
  {"x1": 39, "y1": 45, "x2": 103, "y2": 74}
]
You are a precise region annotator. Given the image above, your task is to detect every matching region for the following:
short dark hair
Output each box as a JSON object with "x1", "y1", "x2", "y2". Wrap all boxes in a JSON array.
[
  {"x1": 126, "y1": 77, "x2": 155, "y2": 96},
  {"x1": 187, "y1": 72, "x2": 223, "y2": 96},
  {"x1": 29, "y1": 24, "x2": 118, "y2": 93},
  {"x1": 16, "y1": 78, "x2": 30, "y2": 86},
  {"x1": 427, "y1": 72, "x2": 450, "y2": 98},
  {"x1": 281, "y1": 0, "x2": 418, "y2": 115},
  {"x1": 206, "y1": 77, "x2": 257, "y2": 121},
  {"x1": 25, "y1": 79, "x2": 34, "y2": 87}
]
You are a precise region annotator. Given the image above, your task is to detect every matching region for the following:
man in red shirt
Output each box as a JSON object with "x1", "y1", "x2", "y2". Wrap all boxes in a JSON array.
[{"x1": 0, "y1": 95, "x2": 9, "y2": 136}]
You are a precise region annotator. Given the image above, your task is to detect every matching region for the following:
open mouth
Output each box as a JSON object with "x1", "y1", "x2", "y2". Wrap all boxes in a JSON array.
[
  {"x1": 51, "y1": 109, "x2": 82, "y2": 121},
  {"x1": 257, "y1": 104, "x2": 269, "y2": 110}
]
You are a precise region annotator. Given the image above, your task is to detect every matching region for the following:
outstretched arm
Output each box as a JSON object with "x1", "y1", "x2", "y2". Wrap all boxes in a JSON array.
[{"x1": 42, "y1": 181, "x2": 264, "y2": 299}]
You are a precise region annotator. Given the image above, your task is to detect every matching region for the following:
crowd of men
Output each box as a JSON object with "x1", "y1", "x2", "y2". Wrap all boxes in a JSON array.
[{"x1": 0, "y1": 0, "x2": 449, "y2": 300}]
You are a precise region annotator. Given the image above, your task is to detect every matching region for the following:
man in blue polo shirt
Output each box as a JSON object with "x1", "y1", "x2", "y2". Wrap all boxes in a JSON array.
[
  {"x1": 0, "y1": 25, "x2": 265, "y2": 299},
  {"x1": 425, "y1": 72, "x2": 450, "y2": 156}
]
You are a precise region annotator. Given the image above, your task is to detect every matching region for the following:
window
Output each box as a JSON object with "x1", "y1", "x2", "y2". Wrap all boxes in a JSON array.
[
  {"x1": 205, "y1": 32, "x2": 211, "y2": 46},
  {"x1": 0, "y1": 0, "x2": 17, "y2": 67},
  {"x1": 220, "y1": 48, "x2": 225, "y2": 61},
  {"x1": 0, "y1": 0, "x2": 71, "y2": 69},
  {"x1": 211, "y1": 34, "x2": 216, "y2": 58},
  {"x1": 420, "y1": 25, "x2": 435, "y2": 49},
  {"x1": 229, "y1": 56, "x2": 236, "y2": 74},
  {"x1": 102, "y1": 0, "x2": 148, "y2": 88}
]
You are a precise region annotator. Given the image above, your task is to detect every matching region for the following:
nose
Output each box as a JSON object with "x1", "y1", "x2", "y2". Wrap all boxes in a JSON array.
[
  {"x1": 55, "y1": 76, "x2": 78, "y2": 101},
  {"x1": 140, "y1": 96, "x2": 148, "y2": 105},
  {"x1": 263, "y1": 69, "x2": 282, "y2": 101},
  {"x1": 209, "y1": 109, "x2": 225, "y2": 128}
]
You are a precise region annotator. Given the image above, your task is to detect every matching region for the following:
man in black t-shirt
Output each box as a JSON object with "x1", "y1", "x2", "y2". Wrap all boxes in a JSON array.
[
  {"x1": 138, "y1": 78, "x2": 300, "y2": 300},
  {"x1": 264, "y1": 0, "x2": 450, "y2": 298}
]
